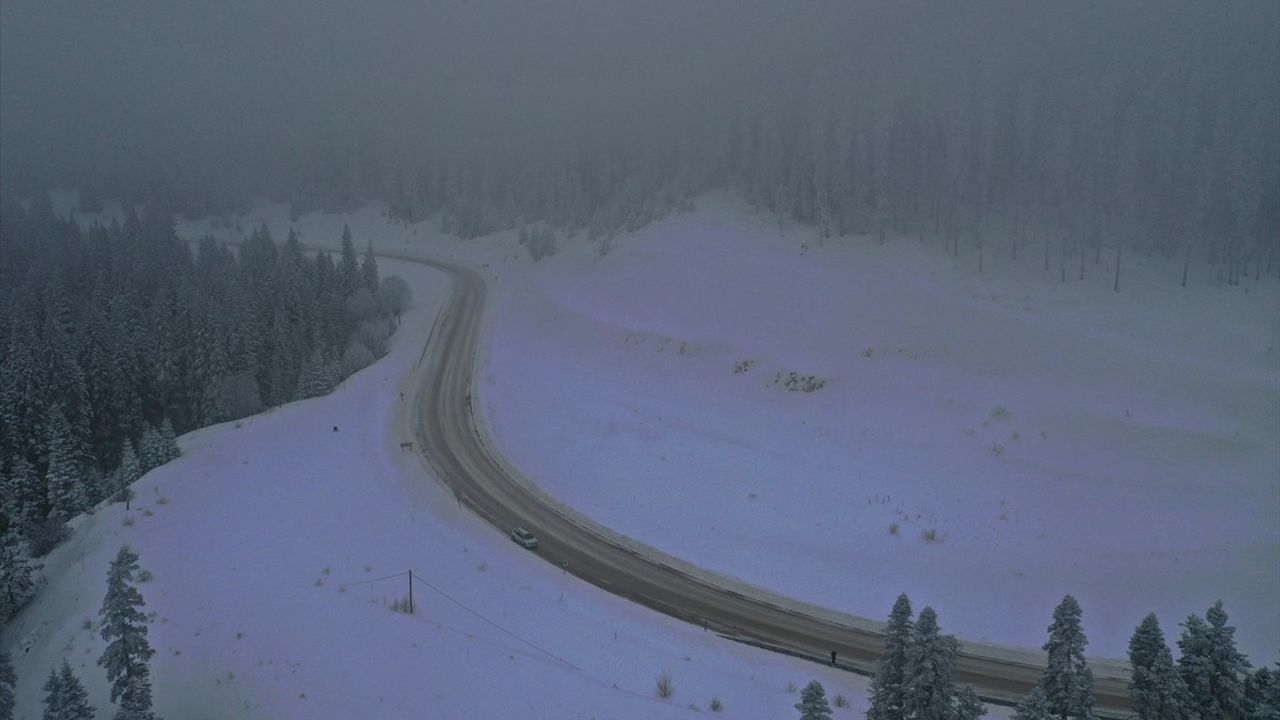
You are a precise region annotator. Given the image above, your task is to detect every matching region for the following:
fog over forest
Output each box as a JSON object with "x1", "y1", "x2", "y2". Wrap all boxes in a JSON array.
[{"x1": 2, "y1": 2, "x2": 1278, "y2": 266}]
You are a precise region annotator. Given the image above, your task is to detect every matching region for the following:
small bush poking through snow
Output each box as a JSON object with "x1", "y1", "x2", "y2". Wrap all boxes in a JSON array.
[
  {"x1": 921, "y1": 528, "x2": 941, "y2": 543},
  {"x1": 733, "y1": 359, "x2": 754, "y2": 374},
  {"x1": 390, "y1": 597, "x2": 414, "y2": 614},
  {"x1": 833, "y1": 693, "x2": 850, "y2": 708},
  {"x1": 786, "y1": 681, "x2": 798, "y2": 693},
  {"x1": 709, "y1": 697, "x2": 723, "y2": 712},
  {"x1": 991, "y1": 405, "x2": 1011, "y2": 420},
  {"x1": 989, "y1": 442, "x2": 1005, "y2": 457},
  {"x1": 656, "y1": 670, "x2": 674, "y2": 698},
  {"x1": 889, "y1": 523, "x2": 900, "y2": 536},
  {"x1": 774, "y1": 371, "x2": 827, "y2": 393}
]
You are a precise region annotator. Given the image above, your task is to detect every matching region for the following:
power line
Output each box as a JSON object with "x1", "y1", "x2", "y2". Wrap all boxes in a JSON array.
[
  {"x1": 410, "y1": 573, "x2": 582, "y2": 672},
  {"x1": 337, "y1": 571, "x2": 409, "y2": 589}
]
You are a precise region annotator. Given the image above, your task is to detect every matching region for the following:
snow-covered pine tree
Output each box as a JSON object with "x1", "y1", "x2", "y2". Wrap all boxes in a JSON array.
[
  {"x1": 4, "y1": 457, "x2": 41, "y2": 535},
  {"x1": 1179, "y1": 601, "x2": 1250, "y2": 720},
  {"x1": 867, "y1": 593, "x2": 914, "y2": 720},
  {"x1": 42, "y1": 660, "x2": 95, "y2": 720},
  {"x1": 1011, "y1": 687, "x2": 1053, "y2": 720},
  {"x1": 953, "y1": 685, "x2": 987, "y2": 720},
  {"x1": 361, "y1": 243, "x2": 379, "y2": 294},
  {"x1": 0, "y1": 649, "x2": 14, "y2": 720},
  {"x1": 339, "y1": 225, "x2": 359, "y2": 298},
  {"x1": 295, "y1": 351, "x2": 334, "y2": 400},
  {"x1": 98, "y1": 546, "x2": 155, "y2": 711},
  {"x1": 0, "y1": 531, "x2": 38, "y2": 620},
  {"x1": 1243, "y1": 666, "x2": 1277, "y2": 720},
  {"x1": 45, "y1": 406, "x2": 89, "y2": 522},
  {"x1": 113, "y1": 441, "x2": 141, "y2": 502},
  {"x1": 1040, "y1": 594, "x2": 1097, "y2": 719},
  {"x1": 794, "y1": 680, "x2": 832, "y2": 720},
  {"x1": 158, "y1": 419, "x2": 179, "y2": 463},
  {"x1": 1128, "y1": 613, "x2": 1195, "y2": 720},
  {"x1": 114, "y1": 673, "x2": 156, "y2": 720},
  {"x1": 0, "y1": 317, "x2": 47, "y2": 463},
  {"x1": 136, "y1": 425, "x2": 164, "y2": 475},
  {"x1": 902, "y1": 606, "x2": 958, "y2": 720}
]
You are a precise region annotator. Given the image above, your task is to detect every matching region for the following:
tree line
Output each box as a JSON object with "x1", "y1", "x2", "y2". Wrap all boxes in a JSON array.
[
  {"x1": 0, "y1": 194, "x2": 410, "y2": 568},
  {"x1": 20, "y1": 5, "x2": 1275, "y2": 290},
  {"x1": 790, "y1": 593, "x2": 1275, "y2": 720}
]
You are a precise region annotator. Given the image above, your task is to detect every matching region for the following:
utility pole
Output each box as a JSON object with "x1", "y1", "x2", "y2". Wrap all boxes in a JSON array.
[{"x1": 408, "y1": 569, "x2": 414, "y2": 614}]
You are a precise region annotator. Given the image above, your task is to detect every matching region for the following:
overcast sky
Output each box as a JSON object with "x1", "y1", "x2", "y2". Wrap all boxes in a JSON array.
[{"x1": 2, "y1": 1, "x2": 1275, "y2": 202}]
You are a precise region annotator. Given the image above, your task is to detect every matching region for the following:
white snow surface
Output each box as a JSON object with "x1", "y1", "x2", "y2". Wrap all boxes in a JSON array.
[
  {"x1": 13, "y1": 190, "x2": 1274, "y2": 717},
  {"x1": 470, "y1": 196, "x2": 1279, "y2": 664},
  {"x1": 7, "y1": 244, "x2": 895, "y2": 718}
]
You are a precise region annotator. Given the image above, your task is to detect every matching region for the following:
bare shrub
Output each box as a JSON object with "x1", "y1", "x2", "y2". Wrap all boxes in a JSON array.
[
  {"x1": 656, "y1": 670, "x2": 674, "y2": 698},
  {"x1": 709, "y1": 697, "x2": 723, "y2": 712}
]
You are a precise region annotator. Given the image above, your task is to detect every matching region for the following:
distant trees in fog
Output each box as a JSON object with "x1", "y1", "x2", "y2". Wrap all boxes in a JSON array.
[
  {"x1": 20, "y1": 6, "x2": 1271, "y2": 288},
  {"x1": 0, "y1": 197, "x2": 409, "y2": 562}
]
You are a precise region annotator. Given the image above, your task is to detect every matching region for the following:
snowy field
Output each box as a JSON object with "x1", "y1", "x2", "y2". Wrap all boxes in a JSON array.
[
  {"x1": 470, "y1": 195, "x2": 1279, "y2": 665},
  {"x1": 9, "y1": 224, "x2": 892, "y2": 718}
]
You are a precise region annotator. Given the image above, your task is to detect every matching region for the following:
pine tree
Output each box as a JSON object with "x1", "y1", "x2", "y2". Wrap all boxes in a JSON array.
[
  {"x1": 45, "y1": 406, "x2": 89, "y2": 522},
  {"x1": 5, "y1": 457, "x2": 41, "y2": 535},
  {"x1": 867, "y1": 593, "x2": 914, "y2": 720},
  {"x1": 0, "y1": 531, "x2": 38, "y2": 619},
  {"x1": 98, "y1": 546, "x2": 155, "y2": 710},
  {"x1": 136, "y1": 425, "x2": 164, "y2": 475},
  {"x1": 794, "y1": 680, "x2": 832, "y2": 720},
  {"x1": 338, "y1": 225, "x2": 359, "y2": 298},
  {"x1": 114, "y1": 673, "x2": 156, "y2": 720},
  {"x1": 157, "y1": 419, "x2": 179, "y2": 463},
  {"x1": 360, "y1": 243, "x2": 379, "y2": 294},
  {"x1": 1179, "y1": 601, "x2": 1250, "y2": 720},
  {"x1": 902, "y1": 606, "x2": 958, "y2": 720},
  {"x1": 1040, "y1": 595, "x2": 1096, "y2": 719},
  {"x1": 1243, "y1": 666, "x2": 1276, "y2": 720},
  {"x1": 953, "y1": 684, "x2": 987, "y2": 720},
  {"x1": 1012, "y1": 688, "x2": 1053, "y2": 720},
  {"x1": 112, "y1": 441, "x2": 141, "y2": 502},
  {"x1": 42, "y1": 660, "x2": 95, "y2": 720},
  {"x1": 1128, "y1": 613, "x2": 1195, "y2": 720},
  {"x1": 0, "y1": 650, "x2": 14, "y2": 720},
  {"x1": 295, "y1": 351, "x2": 334, "y2": 399}
]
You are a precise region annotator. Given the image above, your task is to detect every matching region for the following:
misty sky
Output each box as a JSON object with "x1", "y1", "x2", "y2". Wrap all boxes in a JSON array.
[{"x1": 2, "y1": 1, "x2": 1276, "y2": 221}]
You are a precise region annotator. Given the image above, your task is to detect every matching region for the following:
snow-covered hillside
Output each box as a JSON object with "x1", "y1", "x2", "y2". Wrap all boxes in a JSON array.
[
  {"x1": 474, "y1": 195, "x2": 1279, "y2": 664},
  {"x1": 7, "y1": 247, "x2": 891, "y2": 719}
]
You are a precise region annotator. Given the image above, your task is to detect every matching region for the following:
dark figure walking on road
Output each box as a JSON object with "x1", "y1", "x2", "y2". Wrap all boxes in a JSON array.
[{"x1": 831, "y1": 650, "x2": 838, "y2": 666}]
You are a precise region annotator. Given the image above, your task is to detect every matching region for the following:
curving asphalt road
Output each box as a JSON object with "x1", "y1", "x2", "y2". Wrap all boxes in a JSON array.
[{"x1": 387, "y1": 252, "x2": 1131, "y2": 717}]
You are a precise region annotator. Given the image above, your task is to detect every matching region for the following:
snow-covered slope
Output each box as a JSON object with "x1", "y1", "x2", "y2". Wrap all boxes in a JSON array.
[
  {"x1": 8, "y1": 251, "x2": 889, "y2": 719},
  {"x1": 475, "y1": 194, "x2": 1279, "y2": 664}
]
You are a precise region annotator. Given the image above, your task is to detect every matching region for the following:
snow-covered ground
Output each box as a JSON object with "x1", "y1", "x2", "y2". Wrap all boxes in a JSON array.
[
  {"x1": 471, "y1": 195, "x2": 1279, "y2": 665},
  {"x1": 7, "y1": 244, "x2": 894, "y2": 719},
  {"x1": 17, "y1": 189, "x2": 1271, "y2": 717}
]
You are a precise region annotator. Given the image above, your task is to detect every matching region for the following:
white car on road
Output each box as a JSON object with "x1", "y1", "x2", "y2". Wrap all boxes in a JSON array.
[{"x1": 510, "y1": 527, "x2": 539, "y2": 549}]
